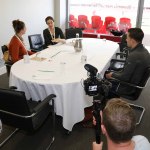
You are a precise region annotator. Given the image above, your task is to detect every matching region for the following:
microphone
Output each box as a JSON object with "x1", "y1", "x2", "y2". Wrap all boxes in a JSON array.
[{"x1": 84, "y1": 64, "x2": 98, "y2": 76}]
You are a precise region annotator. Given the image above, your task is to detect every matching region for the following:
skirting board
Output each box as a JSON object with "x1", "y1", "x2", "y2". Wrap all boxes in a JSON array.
[{"x1": 0, "y1": 66, "x2": 6, "y2": 75}]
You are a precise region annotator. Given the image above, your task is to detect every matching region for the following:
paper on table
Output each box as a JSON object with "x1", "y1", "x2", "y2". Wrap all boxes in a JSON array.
[
  {"x1": 32, "y1": 62, "x2": 58, "y2": 80},
  {"x1": 31, "y1": 56, "x2": 47, "y2": 61},
  {"x1": 32, "y1": 70, "x2": 55, "y2": 80}
]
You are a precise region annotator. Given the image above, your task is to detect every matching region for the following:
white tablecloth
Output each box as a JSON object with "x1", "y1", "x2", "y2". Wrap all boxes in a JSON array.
[{"x1": 9, "y1": 38, "x2": 119, "y2": 131}]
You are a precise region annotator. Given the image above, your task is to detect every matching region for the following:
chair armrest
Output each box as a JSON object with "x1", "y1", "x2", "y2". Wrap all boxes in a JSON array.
[
  {"x1": 33, "y1": 94, "x2": 56, "y2": 113},
  {"x1": 5, "y1": 61, "x2": 13, "y2": 66},
  {"x1": 9, "y1": 86, "x2": 18, "y2": 90},
  {"x1": 116, "y1": 52, "x2": 127, "y2": 58},
  {"x1": 110, "y1": 78, "x2": 144, "y2": 89},
  {"x1": 111, "y1": 59, "x2": 126, "y2": 63}
]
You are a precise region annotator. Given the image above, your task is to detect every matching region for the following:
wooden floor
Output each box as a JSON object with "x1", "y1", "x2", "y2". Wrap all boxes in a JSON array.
[{"x1": 0, "y1": 73, "x2": 150, "y2": 150}]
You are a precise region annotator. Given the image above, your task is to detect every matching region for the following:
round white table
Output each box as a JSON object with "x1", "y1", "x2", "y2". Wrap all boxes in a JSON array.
[{"x1": 9, "y1": 38, "x2": 119, "y2": 131}]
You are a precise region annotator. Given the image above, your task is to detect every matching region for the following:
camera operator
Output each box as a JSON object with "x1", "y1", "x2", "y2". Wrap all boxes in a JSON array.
[
  {"x1": 105, "y1": 28, "x2": 150, "y2": 97},
  {"x1": 92, "y1": 98, "x2": 150, "y2": 150}
]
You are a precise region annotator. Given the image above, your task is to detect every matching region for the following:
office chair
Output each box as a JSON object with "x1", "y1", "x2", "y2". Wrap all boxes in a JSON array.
[
  {"x1": 0, "y1": 88, "x2": 56, "y2": 149},
  {"x1": 65, "y1": 28, "x2": 83, "y2": 39},
  {"x1": 119, "y1": 17, "x2": 131, "y2": 33},
  {"x1": 68, "y1": 14, "x2": 79, "y2": 28},
  {"x1": 109, "y1": 46, "x2": 130, "y2": 71},
  {"x1": 1, "y1": 45, "x2": 13, "y2": 77},
  {"x1": 109, "y1": 33, "x2": 129, "y2": 71},
  {"x1": 28, "y1": 34, "x2": 45, "y2": 52},
  {"x1": 111, "y1": 66, "x2": 150, "y2": 124},
  {"x1": 105, "y1": 16, "x2": 117, "y2": 32},
  {"x1": 91, "y1": 16, "x2": 103, "y2": 33},
  {"x1": 78, "y1": 15, "x2": 90, "y2": 30}
]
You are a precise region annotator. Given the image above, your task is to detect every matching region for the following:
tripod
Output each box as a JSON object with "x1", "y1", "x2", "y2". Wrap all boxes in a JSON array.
[{"x1": 93, "y1": 94, "x2": 107, "y2": 144}]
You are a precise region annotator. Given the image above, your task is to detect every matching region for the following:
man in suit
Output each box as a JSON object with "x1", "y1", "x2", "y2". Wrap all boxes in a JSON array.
[{"x1": 105, "y1": 28, "x2": 150, "y2": 96}]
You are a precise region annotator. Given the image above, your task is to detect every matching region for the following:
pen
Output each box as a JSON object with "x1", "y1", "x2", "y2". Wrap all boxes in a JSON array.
[
  {"x1": 38, "y1": 70, "x2": 55, "y2": 72},
  {"x1": 51, "y1": 51, "x2": 61, "y2": 58}
]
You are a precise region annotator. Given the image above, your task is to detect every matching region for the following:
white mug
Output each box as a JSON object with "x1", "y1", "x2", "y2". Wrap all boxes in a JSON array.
[
  {"x1": 81, "y1": 55, "x2": 87, "y2": 63},
  {"x1": 23, "y1": 55, "x2": 30, "y2": 63}
]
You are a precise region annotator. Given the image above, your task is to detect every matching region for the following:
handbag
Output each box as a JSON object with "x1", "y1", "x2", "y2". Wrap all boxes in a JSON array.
[{"x1": 3, "y1": 50, "x2": 10, "y2": 62}]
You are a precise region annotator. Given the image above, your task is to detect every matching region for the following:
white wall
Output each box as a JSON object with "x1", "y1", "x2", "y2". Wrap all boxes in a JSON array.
[
  {"x1": 54, "y1": 0, "x2": 67, "y2": 32},
  {"x1": 0, "y1": 0, "x2": 54, "y2": 74},
  {"x1": 143, "y1": 34, "x2": 150, "y2": 46},
  {"x1": 0, "y1": 0, "x2": 54, "y2": 49}
]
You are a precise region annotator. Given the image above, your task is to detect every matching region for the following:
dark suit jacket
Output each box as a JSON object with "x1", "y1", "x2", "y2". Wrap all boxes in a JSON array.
[
  {"x1": 112, "y1": 43, "x2": 150, "y2": 95},
  {"x1": 43, "y1": 27, "x2": 65, "y2": 46}
]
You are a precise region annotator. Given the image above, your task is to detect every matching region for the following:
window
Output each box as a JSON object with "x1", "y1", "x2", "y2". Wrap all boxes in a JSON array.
[
  {"x1": 142, "y1": 0, "x2": 150, "y2": 34},
  {"x1": 68, "y1": 0, "x2": 139, "y2": 34}
]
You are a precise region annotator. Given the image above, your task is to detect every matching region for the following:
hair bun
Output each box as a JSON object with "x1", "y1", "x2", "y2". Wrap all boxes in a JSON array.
[
  {"x1": 12, "y1": 19, "x2": 25, "y2": 34},
  {"x1": 12, "y1": 20, "x2": 20, "y2": 28}
]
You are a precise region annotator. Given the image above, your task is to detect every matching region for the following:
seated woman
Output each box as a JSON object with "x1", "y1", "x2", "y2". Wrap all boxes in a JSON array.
[
  {"x1": 43, "y1": 16, "x2": 65, "y2": 46},
  {"x1": 9, "y1": 20, "x2": 34, "y2": 63}
]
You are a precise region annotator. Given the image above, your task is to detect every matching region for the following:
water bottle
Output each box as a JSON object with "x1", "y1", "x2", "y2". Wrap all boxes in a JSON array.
[
  {"x1": 76, "y1": 33, "x2": 79, "y2": 38},
  {"x1": 74, "y1": 33, "x2": 82, "y2": 52}
]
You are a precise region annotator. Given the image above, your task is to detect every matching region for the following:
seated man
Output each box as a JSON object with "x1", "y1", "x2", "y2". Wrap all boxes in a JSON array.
[
  {"x1": 93, "y1": 98, "x2": 150, "y2": 150},
  {"x1": 106, "y1": 28, "x2": 150, "y2": 97}
]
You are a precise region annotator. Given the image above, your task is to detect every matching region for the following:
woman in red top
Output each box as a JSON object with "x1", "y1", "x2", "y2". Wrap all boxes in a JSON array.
[{"x1": 9, "y1": 20, "x2": 34, "y2": 63}]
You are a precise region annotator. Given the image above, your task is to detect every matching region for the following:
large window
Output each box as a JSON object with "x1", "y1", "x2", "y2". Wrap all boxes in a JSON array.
[
  {"x1": 142, "y1": 0, "x2": 150, "y2": 34},
  {"x1": 68, "y1": 0, "x2": 139, "y2": 33}
]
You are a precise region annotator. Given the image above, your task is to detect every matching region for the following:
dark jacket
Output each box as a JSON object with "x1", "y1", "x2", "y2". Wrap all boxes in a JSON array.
[
  {"x1": 112, "y1": 43, "x2": 150, "y2": 95},
  {"x1": 43, "y1": 27, "x2": 65, "y2": 46}
]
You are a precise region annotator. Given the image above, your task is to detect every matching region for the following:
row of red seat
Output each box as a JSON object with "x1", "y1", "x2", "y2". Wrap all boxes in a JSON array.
[{"x1": 69, "y1": 15, "x2": 131, "y2": 34}]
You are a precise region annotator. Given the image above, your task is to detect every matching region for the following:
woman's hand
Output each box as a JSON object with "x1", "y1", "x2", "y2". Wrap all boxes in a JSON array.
[
  {"x1": 52, "y1": 38, "x2": 66, "y2": 43},
  {"x1": 51, "y1": 38, "x2": 60, "y2": 43}
]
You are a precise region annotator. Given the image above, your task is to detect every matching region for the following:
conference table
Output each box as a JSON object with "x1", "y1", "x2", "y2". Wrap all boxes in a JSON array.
[{"x1": 9, "y1": 38, "x2": 119, "y2": 131}]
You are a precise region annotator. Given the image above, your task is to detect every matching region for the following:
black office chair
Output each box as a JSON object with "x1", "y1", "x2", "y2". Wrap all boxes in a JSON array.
[
  {"x1": 109, "y1": 59, "x2": 126, "y2": 71},
  {"x1": 109, "y1": 46, "x2": 130, "y2": 71},
  {"x1": 28, "y1": 34, "x2": 45, "y2": 52},
  {"x1": 119, "y1": 33, "x2": 127, "y2": 52},
  {"x1": 111, "y1": 66, "x2": 150, "y2": 124},
  {"x1": 0, "y1": 88, "x2": 56, "y2": 149},
  {"x1": 1, "y1": 45, "x2": 13, "y2": 77},
  {"x1": 108, "y1": 33, "x2": 129, "y2": 72},
  {"x1": 65, "y1": 28, "x2": 83, "y2": 39}
]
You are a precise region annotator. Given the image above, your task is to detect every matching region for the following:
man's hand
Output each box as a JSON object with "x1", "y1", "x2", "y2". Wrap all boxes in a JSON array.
[
  {"x1": 105, "y1": 72, "x2": 113, "y2": 79},
  {"x1": 93, "y1": 141, "x2": 103, "y2": 150},
  {"x1": 93, "y1": 116, "x2": 96, "y2": 126}
]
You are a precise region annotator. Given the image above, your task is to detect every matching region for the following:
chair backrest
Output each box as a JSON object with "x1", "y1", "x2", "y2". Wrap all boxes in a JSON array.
[
  {"x1": 91, "y1": 16, "x2": 103, "y2": 29},
  {"x1": 28, "y1": 34, "x2": 43, "y2": 50},
  {"x1": 119, "y1": 34, "x2": 127, "y2": 52},
  {"x1": 0, "y1": 88, "x2": 34, "y2": 130},
  {"x1": 0, "y1": 88, "x2": 31, "y2": 115},
  {"x1": 69, "y1": 14, "x2": 75, "y2": 21},
  {"x1": 139, "y1": 66, "x2": 150, "y2": 87},
  {"x1": 78, "y1": 15, "x2": 88, "y2": 21},
  {"x1": 120, "y1": 66, "x2": 150, "y2": 100},
  {"x1": 78, "y1": 20, "x2": 89, "y2": 29},
  {"x1": 120, "y1": 17, "x2": 131, "y2": 24},
  {"x1": 65, "y1": 28, "x2": 83, "y2": 39},
  {"x1": 78, "y1": 15, "x2": 89, "y2": 29},
  {"x1": 1, "y1": 45, "x2": 8, "y2": 54}
]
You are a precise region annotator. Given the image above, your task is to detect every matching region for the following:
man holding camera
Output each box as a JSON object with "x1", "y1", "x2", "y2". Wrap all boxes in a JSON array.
[
  {"x1": 92, "y1": 98, "x2": 150, "y2": 150},
  {"x1": 105, "y1": 28, "x2": 150, "y2": 96}
]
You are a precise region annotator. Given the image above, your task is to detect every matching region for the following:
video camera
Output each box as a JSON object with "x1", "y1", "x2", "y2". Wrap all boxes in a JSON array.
[
  {"x1": 84, "y1": 64, "x2": 111, "y2": 97},
  {"x1": 83, "y1": 64, "x2": 111, "y2": 144}
]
